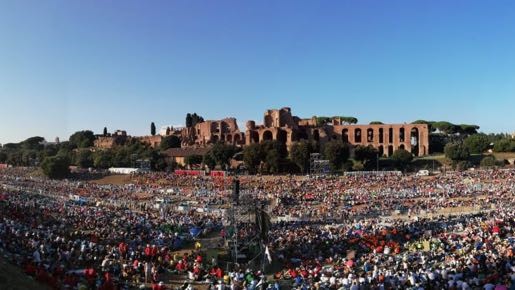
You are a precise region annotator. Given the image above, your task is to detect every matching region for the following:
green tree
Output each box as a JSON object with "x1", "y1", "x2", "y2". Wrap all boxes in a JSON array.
[
  {"x1": 103, "y1": 127, "x2": 108, "y2": 136},
  {"x1": 151, "y1": 151, "x2": 168, "y2": 171},
  {"x1": 354, "y1": 145, "x2": 379, "y2": 169},
  {"x1": 21, "y1": 149, "x2": 39, "y2": 166},
  {"x1": 458, "y1": 124, "x2": 480, "y2": 135},
  {"x1": 41, "y1": 156, "x2": 70, "y2": 179},
  {"x1": 205, "y1": 143, "x2": 237, "y2": 168},
  {"x1": 3, "y1": 143, "x2": 20, "y2": 150},
  {"x1": 69, "y1": 131, "x2": 95, "y2": 148},
  {"x1": 150, "y1": 122, "x2": 156, "y2": 136},
  {"x1": 185, "y1": 155, "x2": 203, "y2": 165},
  {"x1": 260, "y1": 140, "x2": 287, "y2": 173},
  {"x1": 202, "y1": 154, "x2": 216, "y2": 169},
  {"x1": 289, "y1": 140, "x2": 314, "y2": 173},
  {"x1": 444, "y1": 143, "x2": 470, "y2": 161},
  {"x1": 191, "y1": 113, "x2": 204, "y2": 127},
  {"x1": 0, "y1": 151, "x2": 7, "y2": 163},
  {"x1": 432, "y1": 121, "x2": 457, "y2": 134},
  {"x1": 160, "y1": 135, "x2": 181, "y2": 150},
  {"x1": 265, "y1": 149, "x2": 280, "y2": 173},
  {"x1": 21, "y1": 136, "x2": 45, "y2": 150},
  {"x1": 323, "y1": 141, "x2": 350, "y2": 172},
  {"x1": 56, "y1": 146, "x2": 73, "y2": 163},
  {"x1": 185, "y1": 113, "x2": 193, "y2": 128},
  {"x1": 74, "y1": 149, "x2": 93, "y2": 168},
  {"x1": 493, "y1": 138, "x2": 515, "y2": 152},
  {"x1": 7, "y1": 151, "x2": 23, "y2": 166},
  {"x1": 339, "y1": 116, "x2": 358, "y2": 124},
  {"x1": 93, "y1": 150, "x2": 112, "y2": 169},
  {"x1": 112, "y1": 147, "x2": 131, "y2": 167},
  {"x1": 243, "y1": 143, "x2": 262, "y2": 174},
  {"x1": 429, "y1": 134, "x2": 446, "y2": 153},
  {"x1": 391, "y1": 149, "x2": 413, "y2": 170},
  {"x1": 463, "y1": 133, "x2": 490, "y2": 154},
  {"x1": 369, "y1": 121, "x2": 383, "y2": 125}
]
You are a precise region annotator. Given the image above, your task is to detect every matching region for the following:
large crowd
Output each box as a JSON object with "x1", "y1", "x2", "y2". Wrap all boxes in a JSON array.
[{"x1": 0, "y1": 167, "x2": 514, "y2": 289}]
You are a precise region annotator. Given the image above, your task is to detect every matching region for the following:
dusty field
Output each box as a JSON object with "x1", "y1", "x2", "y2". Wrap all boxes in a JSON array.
[{"x1": 89, "y1": 174, "x2": 132, "y2": 185}]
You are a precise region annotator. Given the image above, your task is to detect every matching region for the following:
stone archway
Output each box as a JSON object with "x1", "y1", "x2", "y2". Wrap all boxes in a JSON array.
[
  {"x1": 342, "y1": 129, "x2": 349, "y2": 143},
  {"x1": 262, "y1": 130, "x2": 273, "y2": 142},
  {"x1": 379, "y1": 128, "x2": 384, "y2": 144},
  {"x1": 410, "y1": 127, "x2": 419, "y2": 156},
  {"x1": 388, "y1": 145, "x2": 394, "y2": 156},
  {"x1": 250, "y1": 131, "x2": 259, "y2": 143},
  {"x1": 234, "y1": 134, "x2": 241, "y2": 145},
  {"x1": 226, "y1": 134, "x2": 233, "y2": 144}
]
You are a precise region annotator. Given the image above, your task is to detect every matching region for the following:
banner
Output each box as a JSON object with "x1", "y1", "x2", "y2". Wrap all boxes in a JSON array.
[{"x1": 174, "y1": 170, "x2": 204, "y2": 176}]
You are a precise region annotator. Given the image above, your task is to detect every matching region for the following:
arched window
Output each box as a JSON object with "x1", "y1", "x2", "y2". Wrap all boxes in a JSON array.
[
  {"x1": 263, "y1": 130, "x2": 273, "y2": 141},
  {"x1": 399, "y1": 128, "x2": 405, "y2": 143},
  {"x1": 355, "y1": 128, "x2": 362, "y2": 143},
  {"x1": 367, "y1": 128, "x2": 374, "y2": 142},
  {"x1": 342, "y1": 129, "x2": 349, "y2": 143}
]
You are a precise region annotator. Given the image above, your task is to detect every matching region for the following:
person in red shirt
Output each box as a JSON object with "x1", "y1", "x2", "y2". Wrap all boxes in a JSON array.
[
  {"x1": 145, "y1": 244, "x2": 152, "y2": 258},
  {"x1": 119, "y1": 242, "x2": 128, "y2": 258},
  {"x1": 85, "y1": 267, "x2": 96, "y2": 285},
  {"x1": 176, "y1": 260, "x2": 186, "y2": 272},
  {"x1": 151, "y1": 245, "x2": 158, "y2": 257},
  {"x1": 216, "y1": 267, "x2": 223, "y2": 279}
]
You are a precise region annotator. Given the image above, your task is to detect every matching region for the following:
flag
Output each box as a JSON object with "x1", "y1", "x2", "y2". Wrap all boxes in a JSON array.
[{"x1": 265, "y1": 246, "x2": 272, "y2": 263}]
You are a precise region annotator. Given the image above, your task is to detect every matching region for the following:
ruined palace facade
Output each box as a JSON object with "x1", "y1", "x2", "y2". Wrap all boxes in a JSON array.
[
  {"x1": 244, "y1": 107, "x2": 429, "y2": 157},
  {"x1": 93, "y1": 107, "x2": 430, "y2": 157}
]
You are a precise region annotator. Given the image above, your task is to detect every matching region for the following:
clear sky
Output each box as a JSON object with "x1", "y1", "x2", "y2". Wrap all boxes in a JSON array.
[{"x1": 1, "y1": 0, "x2": 515, "y2": 144}]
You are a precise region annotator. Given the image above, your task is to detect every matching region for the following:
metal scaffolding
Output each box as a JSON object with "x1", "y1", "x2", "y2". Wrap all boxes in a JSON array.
[
  {"x1": 309, "y1": 153, "x2": 330, "y2": 175},
  {"x1": 226, "y1": 179, "x2": 269, "y2": 272}
]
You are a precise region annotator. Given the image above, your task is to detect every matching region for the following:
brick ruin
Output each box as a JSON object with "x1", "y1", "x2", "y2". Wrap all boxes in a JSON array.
[
  {"x1": 94, "y1": 107, "x2": 430, "y2": 156},
  {"x1": 94, "y1": 130, "x2": 129, "y2": 148},
  {"x1": 244, "y1": 107, "x2": 429, "y2": 156},
  {"x1": 180, "y1": 118, "x2": 245, "y2": 147}
]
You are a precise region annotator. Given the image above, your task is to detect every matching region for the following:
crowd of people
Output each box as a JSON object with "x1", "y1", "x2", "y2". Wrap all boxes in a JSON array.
[{"x1": 0, "y1": 167, "x2": 514, "y2": 289}]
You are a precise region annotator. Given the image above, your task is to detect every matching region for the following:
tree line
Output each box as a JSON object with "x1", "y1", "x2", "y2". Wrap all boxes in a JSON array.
[{"x1": 1, "y1": 123, "x2": 513, "y2": 178}]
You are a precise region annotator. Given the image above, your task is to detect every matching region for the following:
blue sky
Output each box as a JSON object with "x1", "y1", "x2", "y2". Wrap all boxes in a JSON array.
[{"x1": 1, "y1": 0, "x2": 514, "y2": 144}]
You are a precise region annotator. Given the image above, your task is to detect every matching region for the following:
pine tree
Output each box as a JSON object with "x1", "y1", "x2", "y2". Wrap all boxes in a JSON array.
[{"x1": 150, "y1": 122, "x2": 156, "y2": 136}]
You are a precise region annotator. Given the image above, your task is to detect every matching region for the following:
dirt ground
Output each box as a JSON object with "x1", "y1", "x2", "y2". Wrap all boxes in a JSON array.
[{"x1": 89, "y1": 174, "x2": 132, "y2": 185}]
